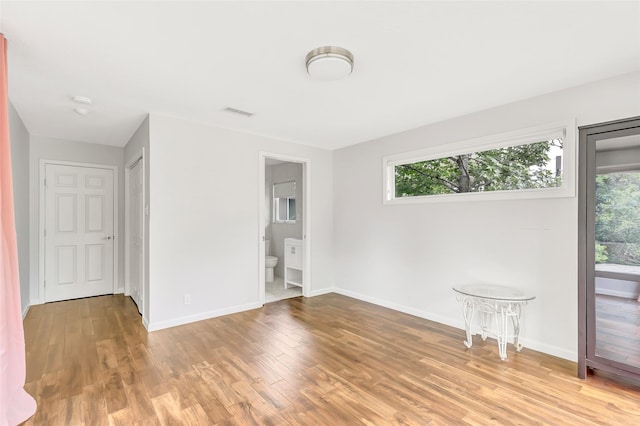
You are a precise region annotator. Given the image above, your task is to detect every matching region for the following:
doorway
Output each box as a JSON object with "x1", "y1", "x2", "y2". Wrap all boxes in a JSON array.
[
  {"x1": 259, "y1": 153, "x2": 311, "y2": 305},
  {"x1": 40, "y1": 161, "x2": 117, "y2": 302},
  {"x1": 125, "y1": 155, "x2": 144, "y2": 314},
  {"x1": 578, "y1": 116, "x2": 640, "y2": 380}
]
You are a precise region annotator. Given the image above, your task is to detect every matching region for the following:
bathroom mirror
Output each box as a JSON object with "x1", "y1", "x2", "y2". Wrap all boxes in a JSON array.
[{"x1": 273, "y1": 181, "x2": 296, "y2": 223}]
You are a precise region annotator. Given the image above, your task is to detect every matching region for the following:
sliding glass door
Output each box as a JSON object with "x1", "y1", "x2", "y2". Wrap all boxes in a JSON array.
[{"x1": 579, "y1": 117, "x2": 640, "y2": 380}]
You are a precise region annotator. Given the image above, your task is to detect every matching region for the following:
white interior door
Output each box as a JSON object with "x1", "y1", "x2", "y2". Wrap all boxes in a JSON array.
[
  {"x1": 128, "y1": 159, "x2": 143, "y2": 313},
  {"x1": 45, "y1": 164, "x2": 115, "y2": 302}
]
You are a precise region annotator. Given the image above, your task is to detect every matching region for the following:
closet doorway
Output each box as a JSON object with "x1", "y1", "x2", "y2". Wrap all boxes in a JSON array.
[
  {"x1": 125, "y1": 152, "x2": 145, "y2": 315},
  {"x1": 578, "y1": 116, "x2": 640, "y2": 380}
]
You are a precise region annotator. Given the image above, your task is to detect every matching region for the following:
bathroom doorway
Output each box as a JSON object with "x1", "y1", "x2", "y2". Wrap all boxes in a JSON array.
[{"x1": 259, "y1": 153, "x2": 311, "y2": 304}]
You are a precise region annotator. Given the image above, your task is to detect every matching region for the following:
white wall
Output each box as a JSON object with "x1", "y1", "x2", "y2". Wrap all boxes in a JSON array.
[
  {"x1": 146, "y1": 114, "x2": 333, "y2": 330},
  {"x1": 9, "y1": 103, "x2": 30, "y2": 317},
  {"x1": 124, "y1": 116, "x2": 150, "y2": 324},
  {"x1": 268, "y1": 162, "x2": 303, "y2": 277},
  {"x1": 28, "y1": 135, "x2": 125, "y2": 303},
  {"x1": 333, "y1": 71, "x2": 640, "y2": 361}
]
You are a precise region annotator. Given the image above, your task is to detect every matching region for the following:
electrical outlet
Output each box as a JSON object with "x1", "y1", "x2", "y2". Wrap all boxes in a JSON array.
[{"x1": 184, "y1": 294, "x2": 191, "y2": 305}]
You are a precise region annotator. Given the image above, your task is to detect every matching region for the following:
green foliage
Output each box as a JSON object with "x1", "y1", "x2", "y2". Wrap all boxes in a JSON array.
[
  {"x1": 595, "y1": 243, "x2": 608, "y2": 264},
  {"x1": 395, "y1": 140, "x2": 562, "y2": 197},
  {"x1": 595, "y1": 172, "x2": 640, "y2": 265}
]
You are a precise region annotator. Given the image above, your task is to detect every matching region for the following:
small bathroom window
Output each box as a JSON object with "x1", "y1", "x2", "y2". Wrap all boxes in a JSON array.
[{"x1": 273, "y1": 181, "x2": 296, "y2": 223}]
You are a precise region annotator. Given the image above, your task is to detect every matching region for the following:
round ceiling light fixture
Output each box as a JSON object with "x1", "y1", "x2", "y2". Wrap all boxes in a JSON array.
[
  {"x1": 72, "y1": 95, "x2": 92, "y2": 105},
  {"x1": 305, "y1": 46, "x2": 354, "y2": 81}
]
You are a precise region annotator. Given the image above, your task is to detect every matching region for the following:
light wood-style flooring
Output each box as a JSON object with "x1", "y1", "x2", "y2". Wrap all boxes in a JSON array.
[{"x1": 21, "y1": 293, "x2": 640, "y2": 425}]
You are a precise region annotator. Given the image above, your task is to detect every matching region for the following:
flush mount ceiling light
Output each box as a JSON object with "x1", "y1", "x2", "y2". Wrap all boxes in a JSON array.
[
  {"x1": 305, "y1": 46, "x2": 354, "y2": 81},
  {"x1": 71, "y1": 96, "x2": 92, "y2": 116},
  {"x1": 72, "y1": 95, "x2": 92, "y2": 105}
]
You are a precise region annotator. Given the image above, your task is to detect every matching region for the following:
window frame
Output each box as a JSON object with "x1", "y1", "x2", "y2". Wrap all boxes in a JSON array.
[
  {"x1": 382, "y1": 119, "x2": 576, "y2": 205},
  {"x1": 273, "y1": 196, "x2": 296, "y2": 224}
]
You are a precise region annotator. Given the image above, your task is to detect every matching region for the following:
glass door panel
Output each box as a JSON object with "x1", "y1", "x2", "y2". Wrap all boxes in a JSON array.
[{"x1": 585, "y1": 126, "x2": 640, "y2": 377}]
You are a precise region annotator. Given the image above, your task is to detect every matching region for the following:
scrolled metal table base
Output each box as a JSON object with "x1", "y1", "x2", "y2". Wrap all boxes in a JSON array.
[{"x1": 456, "y1": 294, "x2": 527, "y2": 360}]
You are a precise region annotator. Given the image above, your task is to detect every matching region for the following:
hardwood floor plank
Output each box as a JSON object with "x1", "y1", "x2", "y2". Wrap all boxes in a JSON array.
[
  {"x1": 123, "y1": 382, "x2": 156, "y2": 422},
  {"x1": 107, "y1": 408, "x2": 137, "y2": 426},
  {"x1": 150, "y1": 393, "x2": 183, "y2": 425},
  {"x1": 19, "y1": 293, "x2": 640, "y2": 425},
  {"x1": 181, "y1": 369, "x2": 232, "y2": 423},
  {"x1": 102, "y1": 370, "x2": 128, "y2": 414},
  {"x1": 80, "y1": 383, "x2": 109, "y2": 426},
  {"x1": 179, "y1": 404, "x2": 211, "y2": 425}
]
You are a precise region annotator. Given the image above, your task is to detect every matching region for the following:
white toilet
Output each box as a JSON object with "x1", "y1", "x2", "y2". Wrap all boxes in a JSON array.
[{"x1": 265, "y1": 240, "x2": 278, "y2": 282}]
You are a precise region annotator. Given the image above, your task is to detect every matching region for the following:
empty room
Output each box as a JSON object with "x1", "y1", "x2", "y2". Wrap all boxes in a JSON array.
[{"x1": 1, "y1": 1, "x2": 640, "y2": 424}]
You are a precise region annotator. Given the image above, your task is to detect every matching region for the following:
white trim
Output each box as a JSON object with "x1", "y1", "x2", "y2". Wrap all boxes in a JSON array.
[
  {"x1": 147, "y1": 301, "x2": 262, "y2": 332},
  {"x1": 142, "y1": 316, "x2": 150, "y2": 331},
  {"x1": 22, "y1": 304, "x2": 30, "y2": 319},
  {"x1": 114, "y1": 169, "x2": 120, "y2": 293},
  {"x1": 308, "y1": 287, "x2": 335, "y2": 297},
  {"x1": 124, "y1": 148, "x2": 146, "y2": 318},
  {"x1": 383, "y1": 119, "x2": 577, "y2": 204},
  {"x1": 332, "y1": 287, "x2": 576, "y2": 362},
  {"x1": 124, "y1": 164, "x2": 131, "y2": 296},
  {"x1": 259, "y1": 155, "x2": 266, "y2": 305},
  {"x1": 259, "y1": 152, "x2": 312, "y2": 305},
  {"x1": 38, "y1": 159, "x2": 119, "y2": 304}
]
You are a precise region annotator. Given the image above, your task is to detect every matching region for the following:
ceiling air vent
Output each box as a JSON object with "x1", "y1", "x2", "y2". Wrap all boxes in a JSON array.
[{"x1": 223, "y1": 106, "x2": 254, "y2": 118}]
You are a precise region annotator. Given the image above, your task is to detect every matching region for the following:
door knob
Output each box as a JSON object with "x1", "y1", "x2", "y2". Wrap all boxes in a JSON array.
[{"x1": 102, "y1": 236, "x2": 112, "y2": 240}]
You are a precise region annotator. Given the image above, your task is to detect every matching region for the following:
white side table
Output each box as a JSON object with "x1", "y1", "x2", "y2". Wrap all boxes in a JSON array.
[{"x1": 453, "y1": 284, "x2": 535, "y2": 360}]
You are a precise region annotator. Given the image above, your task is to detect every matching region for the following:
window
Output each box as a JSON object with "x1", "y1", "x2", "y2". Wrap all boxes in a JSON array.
[
  {"x1": 273, "y1": 181, "x2": 296, "y2": 223},
  {"x1": 383, "y1": 121, "x2": 575, "y2": 204}
]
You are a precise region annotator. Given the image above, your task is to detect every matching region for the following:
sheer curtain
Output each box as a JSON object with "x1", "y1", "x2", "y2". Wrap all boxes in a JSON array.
[{"x1": 0, "y1": 33, "x2": 37, "y2": 426}]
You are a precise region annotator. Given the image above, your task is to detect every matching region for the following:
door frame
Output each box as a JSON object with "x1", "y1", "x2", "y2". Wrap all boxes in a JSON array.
[
  {"x1": 38, "y1": 159, "x2": 119, "y2": 304},
  {"x1": 578, "y1": 116, "x2": 640, "y2": 380},
  {"x1": 124, "y1": 149, "x2": 146, "y2": 316},
  {"x1": 258, "y1": 152, "x2": 311, "y2": 305}
]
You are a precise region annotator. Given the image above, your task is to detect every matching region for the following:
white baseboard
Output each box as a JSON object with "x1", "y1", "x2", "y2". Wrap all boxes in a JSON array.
[
  {"x1": 333, "y1": 287, "x2": 463, "y2": 328},
  {"x1": 596, "y1": 288, "x2": 638, "y2": 299},
  {"x1": 146, "y1": 301, "x2": 263, "y2": 332},
  {"x1": 332, "y1": 287, "x2": 576, "y2": 362},
  {"x1": 22, "y1": 304, "x2": 30, "y2": 319},
  {"x1": 308, "y1": 286, "x2": 336, "y2": 297},
  {"x1": 142, "y1": 315, "x2": 150, "y2": 331},
  {"x1": 517, "y1": 337, "x2": 576, "y2": 362},
  {"x1": 146, "y1": 288, "x2": 337, "y2": 332}
]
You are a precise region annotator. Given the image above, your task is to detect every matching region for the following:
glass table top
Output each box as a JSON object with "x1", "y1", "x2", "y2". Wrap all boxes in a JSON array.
[{"x1": 453, "y1": 284, "x2": 535, "y2": 301}]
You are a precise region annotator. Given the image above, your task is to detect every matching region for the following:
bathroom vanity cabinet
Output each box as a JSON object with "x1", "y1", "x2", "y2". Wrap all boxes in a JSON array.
[{"x1": 284, "y1": 238, "x2": 303, "y2": 289}]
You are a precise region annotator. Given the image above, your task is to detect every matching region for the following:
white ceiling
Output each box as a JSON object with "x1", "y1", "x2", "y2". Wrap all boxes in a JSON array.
[{"x1": 2, "y1": 1, "x2": 639, "y2": 150}]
